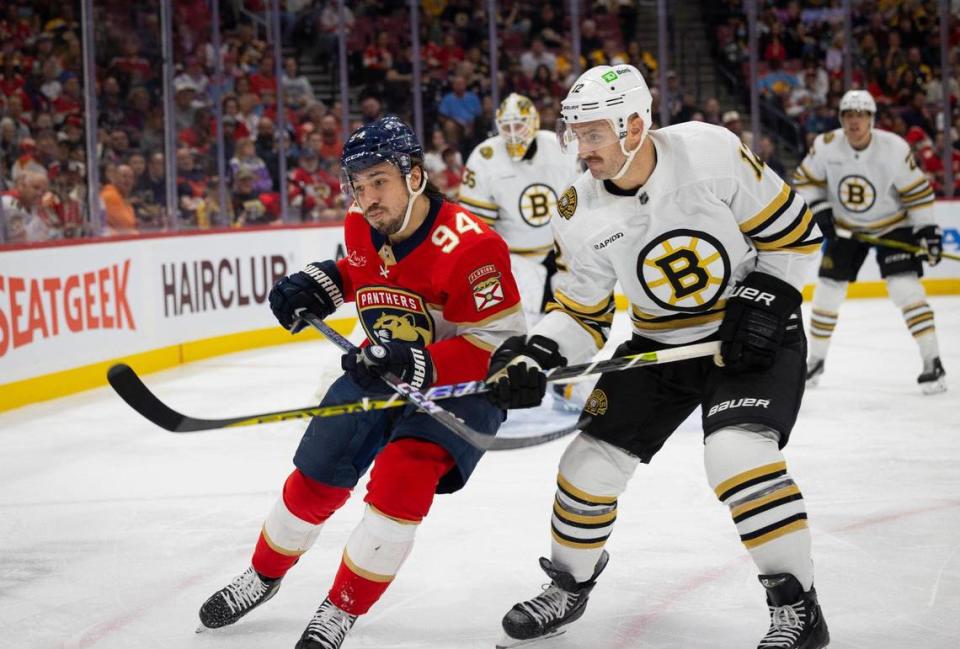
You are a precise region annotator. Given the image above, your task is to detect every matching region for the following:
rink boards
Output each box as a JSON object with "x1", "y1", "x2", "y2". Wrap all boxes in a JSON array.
[{"x1": 2, "y1": 203, "x2": 959, "y2": 411}]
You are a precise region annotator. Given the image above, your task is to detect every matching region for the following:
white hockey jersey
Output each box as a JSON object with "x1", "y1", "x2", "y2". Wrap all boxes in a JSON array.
[
  {"x1": 458, "y1": 130, "x2": 580, "y2": 260},
  {"x1": 792, "y1": 128, "x2": 935, "y2": 234},
  {"x1": 533, "y1": 122, "x2": 822, "y2": 362}
]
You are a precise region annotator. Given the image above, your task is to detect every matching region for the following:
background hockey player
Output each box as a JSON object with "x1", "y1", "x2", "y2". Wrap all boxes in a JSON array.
[
  {"x1": 459, "y1": 93, "x2": 580, "y2": 325},
  {"x1": 459, "y1": 93, "x2": 581, "y2": 410},
  {"x1": 793, "y1": 89, "x2": 946, "y2": 394},
  {"x1": 197, "y1": 116, "x2": 525, "y2": 648},
  {"x1": 485, "y1": 65, "x2": 829, "y2": 649}
]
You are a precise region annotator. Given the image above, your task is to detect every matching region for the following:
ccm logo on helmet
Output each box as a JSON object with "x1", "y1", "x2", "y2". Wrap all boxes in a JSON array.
[
  {"x1": 707, "y1": 398, "x2": 770, "y2": 417},
  {"x1": 729, "y1": 286, "x2": 776, "y2": 306}
]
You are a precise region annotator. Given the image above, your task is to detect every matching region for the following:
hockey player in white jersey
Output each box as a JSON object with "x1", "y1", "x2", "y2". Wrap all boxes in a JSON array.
[
  {"x1": 793, "y1": 89, "x2": 946, "y2": 394},
  {"x1": 459, "y1": 93, "x2": 581, "y2": 325},
  {"x1": 485, "y1": 65, "x2": 829, "y2": 649}
]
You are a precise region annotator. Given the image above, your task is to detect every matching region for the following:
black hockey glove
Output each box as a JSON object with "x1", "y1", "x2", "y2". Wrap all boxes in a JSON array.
[
  {"x1": 809, "y1": 200, "x2": 835, "y2": 240},
  {"x1": 716, "y1": 272, "x2": 802, "y2": 373},
  {"x1": 486, "y1": 335, "x2": 566, "y2": 409},
  {"x1": 268, "y1": 260, "x2": 344, "y2": 332},
  {"x1": 914, "y1": 225, "x2": 942, "y2": 266},
  {"x1": 342, "y1": 342, "x2": 435, "y2": 390}
]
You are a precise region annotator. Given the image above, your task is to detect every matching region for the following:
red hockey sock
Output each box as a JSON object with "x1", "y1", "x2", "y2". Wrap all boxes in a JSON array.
[{"x1": 252, "y1": 469, "x2": 351, "y2": 579}]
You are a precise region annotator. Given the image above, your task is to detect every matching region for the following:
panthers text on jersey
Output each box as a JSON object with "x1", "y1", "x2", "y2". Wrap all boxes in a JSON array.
[
  {"x1": 334, "y1": 194, "x2": 526, "y2": 384},
  {"x1": 792, "y1": 128, "x2": 935, "y2": 234},
  {"x1": 532, "y1": 122, "x2": 822, "y2": 361},
  {"x1": 458, "y1": 130, "x2": 580, "y2": 261}
]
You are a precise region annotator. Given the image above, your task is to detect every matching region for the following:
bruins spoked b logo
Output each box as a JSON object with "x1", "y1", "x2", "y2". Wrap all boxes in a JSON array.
[
  {"x1": 837, "y1": 174, "x2": 876, "y2": 212},
  {"x1": 637, "y1": 229, "x2": 730, "y2": 312},
  {"x1": 518, "y1": 183, "x2": 558, "y2": 227}
]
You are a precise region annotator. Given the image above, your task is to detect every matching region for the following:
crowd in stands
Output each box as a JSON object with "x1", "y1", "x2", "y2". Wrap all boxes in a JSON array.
[
  {"x1": 709, "y1": 0, "x2": 960, "y2": 194},
  {"x1": 3, "y1": 0, "x2": 958, "y2": 247}
]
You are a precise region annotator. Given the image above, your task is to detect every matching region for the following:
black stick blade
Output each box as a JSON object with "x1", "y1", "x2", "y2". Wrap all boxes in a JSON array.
[{"x1": 107, "y1": 363, "x2": 188, "y2": 431}]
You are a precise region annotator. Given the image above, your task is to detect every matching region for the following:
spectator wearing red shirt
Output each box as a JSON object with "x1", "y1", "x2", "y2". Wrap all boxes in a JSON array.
[
  {"x1": 52, "y1": 73, "x2": 82, "y2": 123},
  {"x1": 362, "y1": 32, "x2": 393, "y2": 84},
  {"x1": 249, "y1": 53, "x2": 279, "y2": 97},
  {"x1": 289, "y1": 146, "x2": 340, "y2": 220}
]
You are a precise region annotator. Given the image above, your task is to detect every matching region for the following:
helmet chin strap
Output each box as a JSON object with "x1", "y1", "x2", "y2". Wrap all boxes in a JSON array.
[
  {"x1": 609, "y1": 128, "x2": 648, "y2": 181},
  {"x1": 397, "y1": 170, "x2": 428, "y2": 235}
]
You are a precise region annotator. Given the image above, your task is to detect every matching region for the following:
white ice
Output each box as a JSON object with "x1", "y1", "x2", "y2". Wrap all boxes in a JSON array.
[{"x1": 2, "y1": 298, "x2": 959, "y2": 649}]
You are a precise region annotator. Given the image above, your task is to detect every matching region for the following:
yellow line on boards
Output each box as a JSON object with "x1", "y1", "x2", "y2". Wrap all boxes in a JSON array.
[{"x1": 0, "y1": 317, "x2": 358, "y2": 413}]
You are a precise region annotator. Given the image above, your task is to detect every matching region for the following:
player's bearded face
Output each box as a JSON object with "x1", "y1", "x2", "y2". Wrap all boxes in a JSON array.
[{"x1": 349, "y1": 162, "x2": 412, "y2": 235}]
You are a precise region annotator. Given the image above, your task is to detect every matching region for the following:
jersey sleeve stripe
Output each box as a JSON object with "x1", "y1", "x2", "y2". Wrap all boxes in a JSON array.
[
  {"x1": 793, "y1": 164, "x2": 826, "y2": 186},
  {"x1": 904, "y1": 198, "x2": 935, "y2": 210},
  {"x1": 554, "y1": 289, "x2": 616, "y2": 317},
  {"x1": 901, "y1": 187, "x2": 935, "y2": 205},
  {"x1": 509, "y1": 243, "x2": 555, "y2": 257},
  {"x1": 751, "y1": 207, "x2": 814, "y2": 249},
  {"x1": 740, "y1": 184, "x2": 792, "y2": 235},
  {"x1": 458, "y1": 195, "x2": 499, "y2": 210},
  {"x1": 897, "y1": 177, "x2": 927, "y2": 195},
  {"x1": 544, "y1": 303, "x2": 610, "y2": 348},
  {"x1": 458, "y1": 202, "x2": 498, "y2": 220},
  {"x1": 779, "y1": 241, "x2": 822, "y2": 255}
]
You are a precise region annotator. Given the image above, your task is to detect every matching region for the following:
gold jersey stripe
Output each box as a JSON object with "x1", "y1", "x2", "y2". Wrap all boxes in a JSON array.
[
  {"x1": 897, "y1": 177, "x2": 927, "y2": 195},
  {"x1": 742, "y1": 519, "x2": 809, "y2": 549},
  {"x1": 558, "y1": 473, "x2": 618, "y2": 504},
  {"x1": 797, "y1": 163, "x2": 826, "y2": 185},
  {"x1": 906, "y1": 313, "x2": 935, "y2": 327},
  {"x1": 730, "y1": 484, "x2": 802, "y2": 519},
  {"x1": 714, "y1": 461, "x2": 787, "y2": 500},
  {"x1": 343, "y1": 550, "x2": 395, "y2": 583},
  {"x1": 739, "y1": 183, "x2": 792, "y2": 234},
  {"x1": 368, "y1": 504, "x2": 420, "y2": 525},
  {"x1": 447, "y1": 302, "x2": 524, "y2": 328},
  {"x1": 837, "y1": 211, "x2": 906, "y2": 232},
  {"x1": 902, "y1": 188, "x2": 936, "y2": 204},
  {"x1": 754, "y1": 208, "x2": 814, "y2": 249},
  {"x1": 631, "y1": 309, "x2": 724, "y2": 330},
  {"x1": 554, "y1": 289, "x2": 616, "y2": 317}
]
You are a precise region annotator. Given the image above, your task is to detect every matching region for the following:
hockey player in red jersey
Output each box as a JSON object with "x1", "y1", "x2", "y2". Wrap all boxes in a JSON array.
[{"x1": 197, "y1": 116, "x2": 525, "y2": 648}]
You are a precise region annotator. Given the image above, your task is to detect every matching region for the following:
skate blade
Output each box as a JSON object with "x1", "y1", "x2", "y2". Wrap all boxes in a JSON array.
[
  {"x1": 195, "y1": 624, "x2": 209, "y2": 634},
  {"x1": 496, "y1": 629, "x2": 566, "y2": 648},
  {"x1": 920, "y1": 378, "x2": 947, "y2": 395}
]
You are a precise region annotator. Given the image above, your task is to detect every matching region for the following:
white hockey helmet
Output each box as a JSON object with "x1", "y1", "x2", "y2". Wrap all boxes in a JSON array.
[
  {"x1": 496, "y1": 93, "x2": 540, "y2": 161},
  {"x1": 839, "y1": 89, "x2": 876, "y2": 115},
  {"x1": 557, "y1": 64, "x2": 653, "y2": 179}
]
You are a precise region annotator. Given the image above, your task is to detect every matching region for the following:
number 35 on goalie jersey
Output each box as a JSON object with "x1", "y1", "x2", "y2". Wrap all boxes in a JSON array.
[{"x1": 536, "y1": 122, "x2": 822, "y2": 363}]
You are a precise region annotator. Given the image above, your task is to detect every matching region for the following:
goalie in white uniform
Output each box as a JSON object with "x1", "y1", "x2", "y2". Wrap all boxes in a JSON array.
[
  {"x1": 485, "y1": 65, "x2": 829, "y2": 649},
  {"x1": 459, "y1": 93, "x2": 581, "y2": 325},
  {"x1": 793, "y1": 89, "x2": 946, "y2": 394}
]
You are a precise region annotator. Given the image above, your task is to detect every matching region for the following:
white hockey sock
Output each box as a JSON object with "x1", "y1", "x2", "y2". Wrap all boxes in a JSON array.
[
  {"x1": 808, "y1": 278, "x2": 847, "y2": 360},
  {"x1": 705, "y1": 427, "x2": 814, "y2": 590},
  {"x1": 262, "y1": 496, "x2": 325, "y2": 557},
  {"x1": 551, "y1": 434, "x2": 638, "y2": 583},
  {"x1": 886, "y1": 273, "x2": 940, "y2": 362}
]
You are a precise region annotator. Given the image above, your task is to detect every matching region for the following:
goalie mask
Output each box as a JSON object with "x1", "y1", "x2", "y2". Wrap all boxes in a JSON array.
[
  {"x1": 557, "y1": 64, "x2": 653, "y2": 180},
  {"x1": 496, "y1": 93, "x2": 540, "y2": 161}
]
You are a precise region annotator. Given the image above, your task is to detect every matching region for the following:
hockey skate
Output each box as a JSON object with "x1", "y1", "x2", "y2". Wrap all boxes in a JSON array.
[
  {"x1": 296, "y1": 598, "x2": 357, "y2": 649},
  {"x1": 918, "y1": 357, "x2": 947, "y2": 395},
  {"x1": 497, "y1": 551, "x2": 609, "y2": 648},
  {"x1": 197, "y1": 566, "x2": 281, "y2": 631},
  {"x1": 805, "y1": 358, "x2": 825, "y2": 387},
  {"x1": 757, "y1": 573, "x2": 829, "y2": 649}
]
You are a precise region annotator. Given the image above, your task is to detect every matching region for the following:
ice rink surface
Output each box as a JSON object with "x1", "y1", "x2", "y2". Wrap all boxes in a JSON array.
[{"x1": 2, "y1": 297, "x2": 959, "y2": 649}]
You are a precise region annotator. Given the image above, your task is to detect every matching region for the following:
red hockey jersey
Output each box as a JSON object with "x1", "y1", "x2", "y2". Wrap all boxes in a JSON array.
[{"x1": 334, "y1": 195, "x2": 526, "y2": 385}]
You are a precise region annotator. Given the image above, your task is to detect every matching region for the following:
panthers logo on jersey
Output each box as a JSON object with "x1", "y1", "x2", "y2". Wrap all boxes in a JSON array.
[
  {"x1": 356, "y1": 286, "x2": 435, "y2": 345},
  {"x1": 637, "y1": 229, "x2": 730, "y2": 312},
  {"x1": 837, "y1": 174, "x2": 876, "y2": 212},
  {"x1": 518, "y1": 183, "x2": 558, "y2": 227}
]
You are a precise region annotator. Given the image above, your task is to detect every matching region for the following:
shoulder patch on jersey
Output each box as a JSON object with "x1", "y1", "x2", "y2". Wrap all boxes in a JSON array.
[
  {"x1": 584, "y1": 388, "x2": 608, "y2": 416},
  {"x1": 557, "y1": 186, "x2": 578, "y2": 220},
  {"x1": 470, "y1": 266, "x2": 505, "y2": 311},
  {"x1": 479, "y1": 146, "x2": 493, "y2": 160},
  {"x1": 823, "y1": 131, "x2": 835, "y2": 144}
]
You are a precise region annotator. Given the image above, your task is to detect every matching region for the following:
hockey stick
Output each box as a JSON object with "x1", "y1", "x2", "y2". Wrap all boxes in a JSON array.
[
  {"x1": 300, "y1": 312, "x2": 501, "y2": 450},
  {"x1": 107, "y1": 341, "x2": 718, "y2": 433},
  {"x1": 852, "y1": 232, "x2": 960, "y2": 261}
]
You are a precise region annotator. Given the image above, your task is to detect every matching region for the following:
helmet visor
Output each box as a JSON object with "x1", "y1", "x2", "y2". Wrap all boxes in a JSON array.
[{"x1": 556, "y1": 118, "x2": 619, "y2": 155}]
